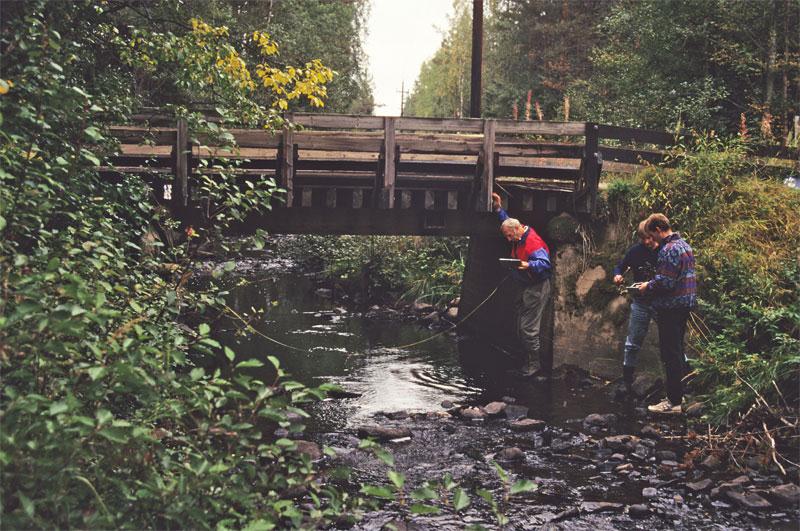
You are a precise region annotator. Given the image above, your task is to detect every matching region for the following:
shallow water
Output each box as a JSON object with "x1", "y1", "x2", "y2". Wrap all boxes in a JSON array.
[{"x1": 218, "y1": 271, "x2": 627, "y2": 432}]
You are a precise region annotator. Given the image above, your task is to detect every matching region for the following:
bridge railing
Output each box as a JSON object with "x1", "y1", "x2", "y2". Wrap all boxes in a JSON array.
[{"x1": 104, "y1": 113, "x2": 797, "y2": 226}]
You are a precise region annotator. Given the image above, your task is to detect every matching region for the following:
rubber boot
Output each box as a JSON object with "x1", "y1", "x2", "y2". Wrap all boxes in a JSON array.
[
  {"x1": 623, "y1": 365, "x2": 635, "y2": 396},
  {"x1": 521, "y1": 355, "x2": 538, "y2": 377}
]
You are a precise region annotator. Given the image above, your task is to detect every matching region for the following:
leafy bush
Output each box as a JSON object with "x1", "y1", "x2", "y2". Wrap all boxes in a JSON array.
[{"x1": 0, "y1": 2, "x2": 369, "y2": 529}]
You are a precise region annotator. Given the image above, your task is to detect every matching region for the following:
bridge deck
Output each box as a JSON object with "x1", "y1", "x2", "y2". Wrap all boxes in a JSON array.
[{"x1": 103, "y1": 112, "x2": 796, "y2": 235}]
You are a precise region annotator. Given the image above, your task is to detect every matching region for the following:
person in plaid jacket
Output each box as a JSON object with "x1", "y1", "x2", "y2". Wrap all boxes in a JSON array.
[{"x1": 638, "y1": 213, "x2": 697, "y2": 414}]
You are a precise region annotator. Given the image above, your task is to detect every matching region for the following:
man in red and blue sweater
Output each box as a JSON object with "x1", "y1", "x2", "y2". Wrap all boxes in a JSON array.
[
  {"x1": 492, "y1": 193, "x2": 553, "y2": 378},
  {"x1": 638, "y1": 213, "x2": 697, "y2": 414}
]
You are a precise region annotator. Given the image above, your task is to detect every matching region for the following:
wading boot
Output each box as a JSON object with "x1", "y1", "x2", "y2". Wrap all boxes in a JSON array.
[{"x1": 623, "y1": 365, "x2": 635, "y2": 397}]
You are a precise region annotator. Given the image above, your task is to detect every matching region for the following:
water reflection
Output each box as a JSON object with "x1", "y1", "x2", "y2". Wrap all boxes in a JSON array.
[{"x1": 218, "y1": 272, "x2": 627, "y2": 433}]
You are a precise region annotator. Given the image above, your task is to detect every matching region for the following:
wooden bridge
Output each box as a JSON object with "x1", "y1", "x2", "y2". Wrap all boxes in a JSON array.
[{"x1": 106, "y1": 113, "x2": 795, "y2": 236}]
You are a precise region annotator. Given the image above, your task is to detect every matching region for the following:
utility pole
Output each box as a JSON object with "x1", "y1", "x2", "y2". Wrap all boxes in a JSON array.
[
  {"x1": 470, "y1": 0, "x2": 483, "y2": 118},
  {"x1": 397, "y1": 81, "x2": 407, "y2": 116}
]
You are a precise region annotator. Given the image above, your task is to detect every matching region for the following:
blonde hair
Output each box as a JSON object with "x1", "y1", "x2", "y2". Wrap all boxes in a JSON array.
[{"x1": 500, "y1": 218, "x2": 522, "y2": 233}]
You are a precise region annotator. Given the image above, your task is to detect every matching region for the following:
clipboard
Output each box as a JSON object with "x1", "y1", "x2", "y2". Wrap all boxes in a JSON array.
[{"x1": 499, "y1": 258, "x2": 521, "y2": 269}]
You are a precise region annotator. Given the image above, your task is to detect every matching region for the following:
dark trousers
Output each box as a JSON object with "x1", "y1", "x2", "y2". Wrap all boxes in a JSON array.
[
  {"x1": 518, "y1": 277, "x2": 552, "y2": 373},
  {"x1": 656, "y1": 307, "x2": 691, "y2": 404}
]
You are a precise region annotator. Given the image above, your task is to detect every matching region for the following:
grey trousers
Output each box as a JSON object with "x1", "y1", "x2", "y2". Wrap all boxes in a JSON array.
[{"x1": 517, "y1": 277, "x2": 552, "y2": 372}]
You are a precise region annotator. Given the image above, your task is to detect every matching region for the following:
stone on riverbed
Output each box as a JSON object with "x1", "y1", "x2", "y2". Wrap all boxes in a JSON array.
[
  {"x1": 460, "y1": 407, "x2": 487, "y2": 420},
  {"x1": 725, "y1": 490, "x2": 772, "y2": 510},
  {"x1": 686, "y1": 478, "x2": 713, "y2": 492},
  {"x1": 315, "y1": 288, "x2": 333, "y2": 298},
  {"x1": 412, "y1": 301, "x2": 435, "y2": 313},
  {"x1": 497, "y1": 447, "x2": 525, "y2": 461},
  {"x1": 631, "y1": 374, "x2": 662, "y2": 398},
  {"x1": 640, "y1": 424, "x2": 661, "y2": 439},
  {"x1": 603, "y1": 434, "x2": 639, "y2": 451},
  {"x1": 583, "y1": 413, "x2": 618, "y2": 429},
  {"x1": 483, "y1": 401, "x2": 507, "y2": 416},
  {"x1": 628, "y1": 504, "x2": 650, "y2": 518},
  {"x1": 642, "y1": 487, "x2": 658, "y2": 499},
  {"x1": 509, "y1": 418, "x2": 546, "y2": 432},
  {"x1": 769, "y1": 483, "x2": 800, "y2": 506},
  {"x1": 356, "y1": 425, "x2": 413, "y2": 441},
  {"x1": 701, "y1": 453, "x2": 723, "y2": 470},
  {"x1": 441, "y1": 400, "x2": 455, "y2": 410},
  {"x1": 656, "y1": 450, "x2": 678, "y2": 461},
  {"x1": 445, "y1": 307, "x2": 459, "y2": 320}
]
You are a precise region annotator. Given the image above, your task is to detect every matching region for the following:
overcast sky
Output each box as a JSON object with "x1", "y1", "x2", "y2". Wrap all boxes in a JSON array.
[{"x1": 364, "y1": 0, "x2": 455, "y2": 116}]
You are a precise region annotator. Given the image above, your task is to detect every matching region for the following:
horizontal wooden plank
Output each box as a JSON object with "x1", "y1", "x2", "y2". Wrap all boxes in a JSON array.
[
  {"x1": 397, "y1": 160, "x2": 476, "y2": 176},
  {"x1": 496, "y1": 179, "x2": 575, "y2": 193},
  {"x1": 395, "y1": 117, "x2": 484, "y2": 133},
  {"x1": 298, "y1": 159, "x2": 378, "y2": 172},
  {"x1": 499, "y1": 156, "x2": 581, "y2": 168},
  {"x1": 398, "y1": 137, "x2": 482, "y2": 155},
  {"x1": 109, "y1": 126, "x2": 176, "y2": 145},
  {"x1": 495, "y1": 142, "x2": 583, "y2": 158},
  {"x1": 294, "y1": 132, "x2": 382, "y2": 151},
  {"x1": 494, "y1": 120, "x2": 586, "y2": 136},
  {"x1": 597, "y1": 124, "x2": 679, "y2": 145},
  {"x1": 496, "y1": 165, "x2": 580, "y2": 180},
  {"x1": 234, "y1": 207, "x2": 500, "y2": 236},
  {"x1": 99, "y1": 166, "x2": 172, "y2": 174},
  {"x1": 292, "y1": 113, "x2": 384, "y2": 129}
]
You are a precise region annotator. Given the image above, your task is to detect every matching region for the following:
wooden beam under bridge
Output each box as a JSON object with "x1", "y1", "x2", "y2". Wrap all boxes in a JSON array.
[{"x1": 231, "y1": 207, "x2": 500, "y2": 237}]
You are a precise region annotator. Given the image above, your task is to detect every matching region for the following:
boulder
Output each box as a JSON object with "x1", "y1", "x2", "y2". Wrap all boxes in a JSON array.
[
  {"x1": 357, "y1": 425, "x2": 413, "y2": 441},
  {"x1": 640, "y1": 424, "x2": 661, "y2": 439},
  {"x1": 460, "y1": 407, "x2": 487, "y2": 420},
  {"x1": 483, "y1": 401, "x2": 507, "y2": 416},
  {"x1": 497, "y1": 447, "x2": 525, "y2": 461},
  {"x1": 575, "y1": 266, "x2": 606, "y2": 301},
  {"x1": 603, "y1": 434, "x2": 640, "y2": 451},
  {"x1": 725, "y1": 490, "x2": 772, "y2": 510},
  {"x1": 768, "y1": 483, "x2": 800, "y2": 507},
  {"x1": 509, "y1": 418, "x2": 546, "y2": 432},
  {"x1": 686, "y1": 478, "x2": 713, "y2": 492},
  {"x1": 632, "y1": 374, "x2": 662, "y2": 398},
  {"x1": 700, "y1": 454, "x2": 723, "y2": 470},
  {"x1": 293, "y1": 440, "x2": 322, "y2": 461},
  {"x1": 583, "y1": 413, "x2": 618, "y2": 429},
  {"x1": 642, "y1": 487, "x2": 658, "y2": 499},
  {"x1": 656, "y1": 450, "x2": 678, "y2": 462},
  {"x1": 628, "y1": 504, "x2": 650, "y2": 518}
]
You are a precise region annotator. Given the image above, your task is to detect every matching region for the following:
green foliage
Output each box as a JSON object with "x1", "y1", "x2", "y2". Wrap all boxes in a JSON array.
[
  {"x1": 302, "y1": 236, "x2": 468, "y2": 306},
  {"x1": 0, "y1": 2, "x2": 364, "y2": 528}
]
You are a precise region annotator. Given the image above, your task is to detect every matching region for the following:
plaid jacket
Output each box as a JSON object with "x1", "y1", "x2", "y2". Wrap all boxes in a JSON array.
[{"x1": 645, "y1": 233, "x2": 697, "y2": 309}]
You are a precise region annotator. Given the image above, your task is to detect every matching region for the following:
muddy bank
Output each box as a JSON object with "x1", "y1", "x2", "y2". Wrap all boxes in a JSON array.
[{"x1": 313, "y1": 371, "x2": 799, "y2": 529}]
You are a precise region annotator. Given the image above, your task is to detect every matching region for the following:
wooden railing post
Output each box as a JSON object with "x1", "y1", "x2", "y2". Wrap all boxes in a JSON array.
[
  {"x1": 582, "y1": 122, "x2": 601, "y2": 215},
  {"x1": 280, "y1": 113, "x2": 295, "y2": 207},
  {"x1": 377, "y1": 116, "x2": 396, "y2": 208},
  {"x1": 476, "y1": 118, "x2": 495, "y2": 211},
  {"x1": 173, "y1": 117, "x2": 189, "y2": 208}
]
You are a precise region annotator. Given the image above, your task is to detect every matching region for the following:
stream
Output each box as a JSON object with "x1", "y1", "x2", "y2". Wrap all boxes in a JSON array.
[{"x1": 214, "y1": 258, "x2": 799, "y2": 530}]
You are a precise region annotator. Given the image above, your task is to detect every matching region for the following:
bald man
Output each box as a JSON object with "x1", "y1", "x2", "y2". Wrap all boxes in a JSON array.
[{"x1": 492, "y1": 193, "x2": 553, "y2": 378}]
